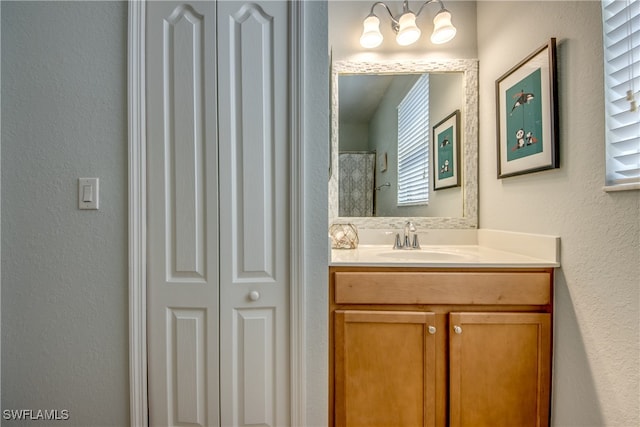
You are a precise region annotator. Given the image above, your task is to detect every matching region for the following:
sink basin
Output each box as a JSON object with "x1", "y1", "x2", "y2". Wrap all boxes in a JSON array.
[{"x1": 377, "y1": 250, "x2": 474, "y2": 261}]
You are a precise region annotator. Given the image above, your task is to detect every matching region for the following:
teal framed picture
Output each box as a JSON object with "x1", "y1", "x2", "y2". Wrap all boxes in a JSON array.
[
  {"x1": 496, "y1": 38, "x2": 559, "y2": 178},
  {"x1": 433, "y1": 110, "x2": 461, "y2": 190}
]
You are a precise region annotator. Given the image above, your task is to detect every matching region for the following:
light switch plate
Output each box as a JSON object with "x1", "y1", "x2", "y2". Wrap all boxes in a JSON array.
[{"x1": 78, "y1": 178, "x2": 99, "y2": 210}]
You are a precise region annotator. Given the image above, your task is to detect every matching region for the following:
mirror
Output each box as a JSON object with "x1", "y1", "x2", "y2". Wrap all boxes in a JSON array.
[
  {"x1": 339, "y1": 72, "x2": 463, "y2": 218},
  {"x1": 330, "y1": 59, "x2": 478, "y2": 229}
]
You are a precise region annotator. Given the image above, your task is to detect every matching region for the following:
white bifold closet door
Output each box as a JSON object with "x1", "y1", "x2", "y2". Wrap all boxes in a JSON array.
[
  {"x1": 217, "y1": 1, "x2": 290, "y2": 426},
  {"x1": 146, "y1": 1, "x2": 290, "y2": 426}
]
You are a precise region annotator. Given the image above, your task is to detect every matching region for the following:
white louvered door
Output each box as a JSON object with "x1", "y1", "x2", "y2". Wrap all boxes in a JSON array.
[
  {"x1": 217, "y1": 2, "x2": 290, "y2": 426},
  {"x1": 146, "y1": 1, "x2": 289, "y2": 426}
]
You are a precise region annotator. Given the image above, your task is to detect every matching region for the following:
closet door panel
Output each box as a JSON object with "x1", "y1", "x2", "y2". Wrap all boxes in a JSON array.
[
  {"x1": 147, "y1": 2, "x2": 219, "y2": 426},
  {"x1": 235, "y1": 308, "x2": 276, "y2": 424},
  {"x1": 225, "y1": 3, "x2": 277, "y2": 281},
  {"x1": 218, "y1": 2, "x2": 290, "y2": 426},
  {"x1": 165, "y1": 5, "x2": 207, "y2": 279}
]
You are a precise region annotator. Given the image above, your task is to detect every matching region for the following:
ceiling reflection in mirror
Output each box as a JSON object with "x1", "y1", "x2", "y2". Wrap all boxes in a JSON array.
[{"x1": 330, "y1": 59, "x2": 478, "y2": 230}]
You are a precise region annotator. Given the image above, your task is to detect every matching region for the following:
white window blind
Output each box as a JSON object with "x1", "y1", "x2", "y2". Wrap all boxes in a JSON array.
[
  {"x1": 602, "y1": 0, "x2": 640, "y2": 191},
  {"x1": 397, "y1": 74, "x2": 429, "y2": 205}
]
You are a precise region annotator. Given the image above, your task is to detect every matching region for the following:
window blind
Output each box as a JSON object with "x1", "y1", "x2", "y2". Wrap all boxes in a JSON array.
[
  {"x1": 397, "y1": 74, "x2": 429, "y2": 205},
  {"x1": 602, "y1": 0, "x2": 640, "y2": 191}
]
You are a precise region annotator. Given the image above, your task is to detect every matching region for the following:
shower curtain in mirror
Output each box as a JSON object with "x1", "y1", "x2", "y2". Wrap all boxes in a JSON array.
[{"x1": 339, "y1": 152, "x2": 376, "y2": 217}]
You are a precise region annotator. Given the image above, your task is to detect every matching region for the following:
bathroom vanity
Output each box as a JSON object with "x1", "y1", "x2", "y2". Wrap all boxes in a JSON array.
[
  {"x1": 329, "y1": 58, "x2": 558, "y2": 426},
  {"x1": 328, "y1": 232, "x2": 559, "y2": 427}
]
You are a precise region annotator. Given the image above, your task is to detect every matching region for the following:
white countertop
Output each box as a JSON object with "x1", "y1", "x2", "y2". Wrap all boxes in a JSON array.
[{"x1": 330, "y1": 229, "x2": 561, "y2": 268}]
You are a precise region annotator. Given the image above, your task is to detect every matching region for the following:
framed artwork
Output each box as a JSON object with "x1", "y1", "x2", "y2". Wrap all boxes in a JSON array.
[
  {"x1": 496, "y1": 38, "x2": 559, "y2": 178},
  {"x1": 433, "y1": 110, "x2": 461, "y2": 190}
]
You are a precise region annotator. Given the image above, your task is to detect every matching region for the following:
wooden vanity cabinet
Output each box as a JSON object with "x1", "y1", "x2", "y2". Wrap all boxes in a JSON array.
[{"x1": 329, "y1": 267, "x2": 554, "y2": 427}]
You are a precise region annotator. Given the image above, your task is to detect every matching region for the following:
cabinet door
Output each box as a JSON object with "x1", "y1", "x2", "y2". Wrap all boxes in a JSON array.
[
  {"x1": 334, "y1": 310, "x2": 437, "y2": 427},
  {"x1": 449, "y1": 312, "x2": 551, "y2": 427}
]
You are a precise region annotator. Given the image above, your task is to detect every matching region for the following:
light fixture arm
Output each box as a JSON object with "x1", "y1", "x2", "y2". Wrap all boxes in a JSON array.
[
  {"x1": 414, "y1": 0, "x2": 448, "y2": 19},
  {"x1": 366, "y1": 1, "x2": 401, "y2": 30}
]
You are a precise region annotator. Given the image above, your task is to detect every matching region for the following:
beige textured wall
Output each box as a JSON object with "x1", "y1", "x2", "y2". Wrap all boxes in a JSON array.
[
  {"x1": 2, "y1": 2, "x2": 129, "y2": 425},
  {"x1": 305, "y1": 1, "x2": 331, "y2": 426},
  {"x1": 477, "y1": 2, "x2": 639, "y2": 425}
]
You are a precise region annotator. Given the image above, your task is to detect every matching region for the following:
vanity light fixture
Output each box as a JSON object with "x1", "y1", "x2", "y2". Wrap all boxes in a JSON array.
[{"x1": 359, "y1": 0, "x2": 457, "y2": 48}]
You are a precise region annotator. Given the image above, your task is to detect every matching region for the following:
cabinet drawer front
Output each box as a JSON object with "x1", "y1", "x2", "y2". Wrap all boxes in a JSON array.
[{"x1": 334, "y1": 271, "x2": 551, "y2": 305}]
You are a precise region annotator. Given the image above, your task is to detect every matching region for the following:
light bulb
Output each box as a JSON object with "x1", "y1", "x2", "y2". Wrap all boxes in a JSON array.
[
  {"x1": 360, "y1": 15, "x2": 383, "y2": 48},
  {"x1": 396, "y1": 12, "x2": 421, "y2": 46},
  {"x1": 430, "y1": 9, "x2": 456, "y2": 44}
]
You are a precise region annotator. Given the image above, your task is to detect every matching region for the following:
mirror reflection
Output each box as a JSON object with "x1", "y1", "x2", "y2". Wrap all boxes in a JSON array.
[
  {"x1": 338, "y1": 72, "x2": 463, "y2": 217},
  {"x1": 329, "y1": 59, "x2": 478, "y2": 230}
]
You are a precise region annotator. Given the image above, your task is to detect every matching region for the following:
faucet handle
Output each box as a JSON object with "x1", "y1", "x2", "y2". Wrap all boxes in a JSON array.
[
  {"x1": 412, "y1": 234, "x2": 421, "y2": 249},
  {"x1": 393, "y1": 233, "x2": 403, "y2": 249}
]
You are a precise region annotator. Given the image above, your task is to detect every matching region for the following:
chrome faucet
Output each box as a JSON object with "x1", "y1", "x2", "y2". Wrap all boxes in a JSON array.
[{"x1": 393, "y1": 221, "x2": 421, "y2": 250}]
